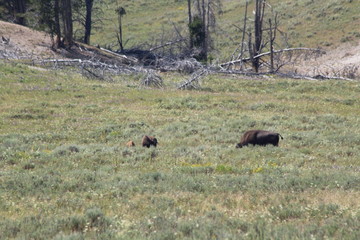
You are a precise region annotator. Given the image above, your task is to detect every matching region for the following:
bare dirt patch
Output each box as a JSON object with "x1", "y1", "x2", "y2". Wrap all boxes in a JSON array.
[
  {"x1": 0, "y1": 20, "x2": 135, "y2": 68},
  {"x1": 293, "y1": 41, "x2": 360, "y2": 78},
  {"x1": 0, "y1": 20, "x2": 61, "y2": 60}
]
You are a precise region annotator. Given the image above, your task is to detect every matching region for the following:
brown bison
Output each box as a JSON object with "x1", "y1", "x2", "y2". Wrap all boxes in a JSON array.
[
  {"x1": 126, "y1": 140, "x2": 135, "y2": 147},
  {"x1": 142, "y1": 135, "x2": 158, "y2": 148},
  {"x1": 236, "y1": 130, "x2": 283, "y2": 148}
]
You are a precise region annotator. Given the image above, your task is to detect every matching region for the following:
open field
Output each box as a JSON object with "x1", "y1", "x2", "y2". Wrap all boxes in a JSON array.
[{"x1": 0, "y1": 62, "x2": 360, "y2": 239}]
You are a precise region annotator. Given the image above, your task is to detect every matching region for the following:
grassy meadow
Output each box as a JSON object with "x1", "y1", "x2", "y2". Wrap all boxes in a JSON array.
[{"x1": 1, "y1": 62, "x2": 360, "y2": 239}]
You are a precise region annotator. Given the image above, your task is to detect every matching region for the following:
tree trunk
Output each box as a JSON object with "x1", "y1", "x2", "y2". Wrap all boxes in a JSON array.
[
  {"x1": 118, "y1": 14, "x2": 123, "y2": 51},
  {"x1": 238, "y1": 0, "x2": 248, "y2": 70},
  {"x1": 61, "y1": 0, "x2": 73, "y2": 47},
  {"x1": 13, "y1": 0, "x2": 27, "y2": 25},
  {"x1": 54, "y1": 0, "x2": 62, "y2": 48},
  {"x1": 252, "y1": 0, "x2": 265, "y2": 72},
  {"x1": 201, "y1": 0, "x2": 207, "y2": 62},
  {"x1": 196, "y1": 0, "x2": 201, "y2": 14},
  {"x1": 187, "y1": 0, "x2": 193, "y2": 48},
  {"x1": 269, "y1": 19, "x2": 274, "y2": 73},
  {"x1": 248, "y1": 32, "x2": 253, "y2": 66},
  {"x1": 83, "y1": 0, "x2": 93, "y2": 44}
]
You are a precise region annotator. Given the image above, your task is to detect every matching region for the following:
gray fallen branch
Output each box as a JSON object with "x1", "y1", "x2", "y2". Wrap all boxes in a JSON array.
[
  {"x1": 149, "y1": 38, "x2": 186, "y2": 52},
  {"x1": 210, "y1": 69, "x2": 264, "y2": 76},
  {"x1": 82, "y1": 66, "x2": 105, "y2": 80},
  {"x1": 157, "y1": 57, "x2": 202, "y2": 73},
  {"x1": 99, "y1": 47, "x2": 138, "y2": 64},
  {"x1": 178, "y1": 69, "x2": 208, "y2": 90},
  {"x1": 275, "y1": 72, "x2": 355, "y2": 81},
  {"x1": 209, "y1": 68, "x2": 356, "y2": 81},
  {"x1": 33, "y1": 58, "x2": 142, "y2": 75},
  {"x1": 220, "y1": 47, "x2": 325, "y2": 67},
  {"x1": 141, "y1": 69, "x2": 163, "y2": 88}
]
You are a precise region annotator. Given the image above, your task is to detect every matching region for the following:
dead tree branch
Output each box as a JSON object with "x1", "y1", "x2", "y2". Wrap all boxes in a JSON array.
[
  {"x1": 82, "y1": 66, "x2": 105, "y2": 80},
  {"x1": 141, "y1": 69, "x2": 163, "y2": 88},
  {"x1": 33, "y1": 58, "x2": 141, "y2": 75},
  {"x1": 149, "y1": 38, "x2": 186, "y2": 52},
  {"x1": 275, "y1": 72, "x2": 355, "y2": 81},
  {"x1": 220, "y1": 47, "x2": 325, "y2": 68},
  {"x1": 178, "y1": 69, "x2": 208, "y2": 90}
]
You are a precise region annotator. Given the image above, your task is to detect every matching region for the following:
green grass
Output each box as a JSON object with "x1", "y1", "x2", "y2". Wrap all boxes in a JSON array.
[
  {"x1": 89, "y1": 0, "x2": 360, "y2": 60},
  {"x1": 1, "y1": 62, "x2": 360, "y2": 239}
]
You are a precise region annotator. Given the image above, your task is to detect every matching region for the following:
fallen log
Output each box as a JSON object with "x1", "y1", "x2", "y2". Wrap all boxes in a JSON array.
[
  {"x1": 220, "y1": 47, "x2": 325, "y2": 67},
  {"x1": 178, "y1": 69, "x2": 208, "y2": 90}
]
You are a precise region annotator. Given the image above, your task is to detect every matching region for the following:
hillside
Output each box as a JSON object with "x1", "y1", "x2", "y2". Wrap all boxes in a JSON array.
[
  {"x1": 90, "y1": 0, "x2": 360, "y2": 77},
  {"x1": 91, "y1": 0, "x2": 360, "y2": 52},
  {"x1": 1, "y1": 17, "x2": 360, "y2": 78},
  {"x1": 0, "y1": 20, "x2": 60, "y2": 60}
]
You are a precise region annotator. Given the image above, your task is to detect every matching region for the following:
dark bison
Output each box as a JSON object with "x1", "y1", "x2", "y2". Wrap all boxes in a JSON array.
[
  {"x1": 126, "y1": 140, "x2": 135, "y2": 147},
  {"x1": 142, "y1": 135, "x2": 158, "y2": 148},
  {"x1": 236, "y1": 130, "x2": 283, "y2": 148}
]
